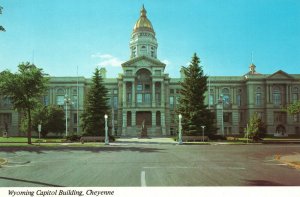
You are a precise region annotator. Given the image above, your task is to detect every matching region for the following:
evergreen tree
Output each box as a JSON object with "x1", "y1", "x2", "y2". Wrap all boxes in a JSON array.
[
  {"x1": 176, "y1": 53, "x2": 215, "y2": 136},
  {"x1": 81, "y1": 68, "x2": 109, "y2": 136}
]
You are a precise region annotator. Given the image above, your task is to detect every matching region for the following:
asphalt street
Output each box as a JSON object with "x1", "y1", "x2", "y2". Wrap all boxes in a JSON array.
[{"x1": 0, "y1": 144, "x2": 300, "y2": 186}]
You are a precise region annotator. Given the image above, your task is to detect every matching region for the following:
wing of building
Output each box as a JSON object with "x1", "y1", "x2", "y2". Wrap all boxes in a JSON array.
[{"x1": 1, "y1": 6, "x2": 300, "y2": 137}]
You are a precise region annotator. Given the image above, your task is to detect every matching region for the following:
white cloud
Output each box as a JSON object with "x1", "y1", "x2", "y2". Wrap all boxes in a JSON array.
[
  {"x1": 162, "y1": 59, "x2": 171, "y2": 65},
  {"x1": 91, "y1": 53, "x2": 123, "y2": 67}
]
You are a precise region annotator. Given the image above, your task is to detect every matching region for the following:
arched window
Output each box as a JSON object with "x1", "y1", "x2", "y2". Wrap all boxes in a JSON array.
[
  {"x1": 221, "y1": 88, "x2": 230, "y2": 105},
  {"x1": 136, "y1": 69, "x2": 152, "y2": 106},
  {"x1": 56, "y1": 88, "x2": 65, "y2": 95}
]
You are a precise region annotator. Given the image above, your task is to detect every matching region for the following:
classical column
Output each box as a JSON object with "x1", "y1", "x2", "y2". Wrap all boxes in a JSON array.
[
  {"x1": 152, "y1": 111, "x2": 156, "y2": 126},
  {"x1": 122, "y1": 111, "x2": 127, "y2": 136},
  {"x1": 132, "y1": 81, "x2": 135, "y2": 107},
  {"x1": 152, "y1": 82, "x2": 156, "y2": 107},
  {"x1": 123, "y1": 82, "x2": 126, "y2": 107},
  {"x1": 132, "y1": 110, "x2": 136, "y2": 126},
  {"x1": 161, "y1": 111, "x2": 166, "y2": 135},
  {"x1": 266, "y1": 85, "x2": 270, "y2": 103},
  {"x1": 286, "y1": 84, "x2": 289, "y2": 105},
  {"x1": 161, "y1": 82, "x2": 165, "y2": 107}
]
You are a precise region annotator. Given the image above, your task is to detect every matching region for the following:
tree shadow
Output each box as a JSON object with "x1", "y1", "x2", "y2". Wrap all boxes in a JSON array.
[
  {"x1": 0, "y1": 145, "x2": 165, "y2": 154},
  {"x1": 0, "y1": 176, "x2": 64, "y2": 187},
  {"x1": 244, "y1": 179, "x2": 287, "y2": 186}
]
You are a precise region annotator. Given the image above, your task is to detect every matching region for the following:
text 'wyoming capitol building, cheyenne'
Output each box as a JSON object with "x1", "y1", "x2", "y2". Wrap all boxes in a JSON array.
[{"x1": 1, "y1": 6, "x2": 300, "y2": 137}]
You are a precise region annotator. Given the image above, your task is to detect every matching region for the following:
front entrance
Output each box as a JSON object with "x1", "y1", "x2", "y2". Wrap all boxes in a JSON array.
[
  {"x1": 274, "y1": 125, "x2": 287, "y2": 137},
  {"x1": 136, "y1": 111, "x2": 151, "y2": 126}
]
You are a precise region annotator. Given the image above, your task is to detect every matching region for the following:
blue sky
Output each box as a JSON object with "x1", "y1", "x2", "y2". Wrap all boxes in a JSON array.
[{"x1": 0, "y1": 0, "x2": 299, "y2": 78}]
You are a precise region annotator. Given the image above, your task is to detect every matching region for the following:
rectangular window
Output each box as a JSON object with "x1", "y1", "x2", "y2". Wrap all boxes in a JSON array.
[
  {"x1": 126, "y1": 70, "x2": 133, "y2": 76},
  {"x1": 73, "y1": 113, "x2": 77, "y2": 124},
  {"x1": 293, "y1": 114, "x2": 299, "y2": 122},
  {"x1": 137, "y1": 84, "x2": 143, "y2": 91},
  {"x1": 113, "y1": 89, "x2": 118, "y2": 94},
  {"x1": 209, "y1": 94, "x2": 214, "y2": 106},
  {"x1": 145, "y1": 94, "x2": 151, "y2": 104},
  {"x1": 0, "y1": 113, "x2": 12, "y2": 126},
  {"x1": 43, "y1": 95, "x2": 49, "y2": 106},
  {"x1": 154, "y1": 70, "x2": 161, "y2": 76},
  {"x1": 113, "y1": 96, "x2": 118, "y2": 109},
  {"x1": 170, "y1": 89, "x2": 174, "y2": 94},
  {"x1": 155, "y1": 93, "x2": 161, "y2": 104},
  {"x1": 127, "y1": 93, "x2": 132, "y2": 103},
  {"x1": 292, "y1": 93, "x2": 298, "y2": 104},
  {"x1": 237, "y1": 94, "x2": 241, "y2": 106},
  {"x1": 223, "y1": 112, "x2": 232, "y2": 123},
  {"x1": 56, "y1": 95, "x2": 64, "y2": 105},
  {"x1": 169, "y1": 96, "x2": 174, "y2": 108},
  {"x1": 274, "y1": 112, "x2": 286, "y2": 123},
  {"x1": 137, "y1": 94, "x2": 143, "y2": 103},
  {"x1": 72, "y1": 95, "x2": 78, "y2": 108},
  {"x1": 273, "y1": 93, "x2": 281, "y2": 105},
  {"x1": 145, "y1": 84, "x2": 150, "y2": 91},
  {"x1": 239, "y1": 112, "x2": 243, "y2": 122},
  {"x1": 256, "y1": 93, "x2": 262, "y2": 106}
]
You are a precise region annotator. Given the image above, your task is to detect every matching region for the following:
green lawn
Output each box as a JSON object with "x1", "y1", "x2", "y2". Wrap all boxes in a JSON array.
[{"x1": 0, "y1": 137, "x2": 64, "y2": 143}]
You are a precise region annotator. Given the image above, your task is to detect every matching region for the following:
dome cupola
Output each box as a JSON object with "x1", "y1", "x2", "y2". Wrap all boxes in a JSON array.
[
  {"x1": 130, "y1": 5, "x2": 158, "y2": 59},
  {"x1": 133, "y1": 5, "x2": 155, "y2": 34}
]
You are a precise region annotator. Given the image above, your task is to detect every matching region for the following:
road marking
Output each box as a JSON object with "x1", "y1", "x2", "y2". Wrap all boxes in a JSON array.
[
  {"x1": 264, "y1": 163, "x2": 287, "y2": 166},
  {"x1": 141, "y1": 171, "x2": 146, "y2": 187},
  {"x1": 143, "y1": 166, "x2": 245, "y2": 170}
]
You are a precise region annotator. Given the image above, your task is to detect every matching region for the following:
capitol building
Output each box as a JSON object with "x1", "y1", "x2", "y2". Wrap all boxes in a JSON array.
[{"x1": 1, "y1": 6, "x2": 300, "y2": 137}]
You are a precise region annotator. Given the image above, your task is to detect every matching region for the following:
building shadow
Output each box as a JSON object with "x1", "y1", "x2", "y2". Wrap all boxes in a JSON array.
[
  {"x1": 0, "y1": 145, "x2": 165, "y2": 154},
  {"x1": 0, "y1": 176, "x2": 63, "y2": 187},
  {"x1": 244, "y1": 179, "x2": 287, "y2": 186}
]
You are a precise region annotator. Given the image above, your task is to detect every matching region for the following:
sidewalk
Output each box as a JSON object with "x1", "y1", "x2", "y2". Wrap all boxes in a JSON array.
[
  {"x1": 277, "y1": 154, "x2": 300, "y2": 169},
  {"x1": 114, "y1": 137, "x2": 177, "y2": 145}
]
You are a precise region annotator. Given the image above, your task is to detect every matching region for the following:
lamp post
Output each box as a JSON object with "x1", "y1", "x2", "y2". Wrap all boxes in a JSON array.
[
  {"x1": 178, "y1": 114, "x2": 183, "y2": 145},
  {"x1": 201, "y1": 125, "x2": 206, "y2": 142},
  {"x1": 104, "y1": 114, "x2": 109, "y2": 145},
  {"x1": 64, "y1": 94, "x2": 71, "y2": 137}
]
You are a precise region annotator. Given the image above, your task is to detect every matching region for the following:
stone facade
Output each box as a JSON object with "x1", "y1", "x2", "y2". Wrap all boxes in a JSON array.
[{"x1": 1, "y1": 6, "x2": 300, "y2": 137}]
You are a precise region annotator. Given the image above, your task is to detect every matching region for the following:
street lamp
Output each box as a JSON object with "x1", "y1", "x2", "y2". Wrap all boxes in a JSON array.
[
  {"x1": 201, "y1": 125, "x2": 206, "y2": 142},
  {"x1": 64, "y1": 94, "x2": 71, "y2": 137},
  {"x1": 178, "y1": 114, "x2": 183, "y2": 145},
  {"x1": 104, "y1": 114, "x2": 109, "y2": 145}
]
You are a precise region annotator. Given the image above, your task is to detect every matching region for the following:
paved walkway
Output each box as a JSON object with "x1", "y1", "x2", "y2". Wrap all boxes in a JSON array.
[
  {"x1": 278, "y1": 154, "x2": 300, "y2": 169},
  {"x1": 114, "y1": 137, "x2": 177, "y2": 144}
]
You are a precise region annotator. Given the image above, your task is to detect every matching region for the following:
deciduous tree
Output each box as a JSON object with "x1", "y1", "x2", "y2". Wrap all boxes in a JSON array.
[{"x1": 0, "y1": 63, "x2": 48, "y2": 144}]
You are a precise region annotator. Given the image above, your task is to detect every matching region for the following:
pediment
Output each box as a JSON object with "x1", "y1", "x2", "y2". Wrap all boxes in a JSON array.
[
  {"x1": 121, "y1": 56, "x2": 165, "y2": 68},
  {"x1": 267, "y1": 70, "x2": 294, "y2": 80}
]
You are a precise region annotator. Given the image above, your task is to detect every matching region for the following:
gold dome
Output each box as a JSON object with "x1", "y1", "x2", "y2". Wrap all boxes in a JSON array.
[{"x1": 133, "y1": 5, "x2": 155, "y2": 34}]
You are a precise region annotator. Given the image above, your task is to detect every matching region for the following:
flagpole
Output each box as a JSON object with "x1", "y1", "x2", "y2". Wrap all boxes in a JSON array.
[{"x1": 77, "y1": 65, "x2": 79, "y2": 135}]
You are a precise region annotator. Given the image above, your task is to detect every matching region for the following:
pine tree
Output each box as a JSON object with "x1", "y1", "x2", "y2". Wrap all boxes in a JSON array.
[
  {"x1": 177, "y1": 53, "x2": 215, "y2": 136},
  {"x1": 81, "y1": 68, "x2": 109, "y2": 136}
]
